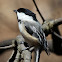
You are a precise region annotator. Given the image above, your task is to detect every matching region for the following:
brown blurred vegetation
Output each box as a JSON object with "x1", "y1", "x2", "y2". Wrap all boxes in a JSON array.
[{"x1": 0, "y1": 0, "x2": 62, "y2": 62}]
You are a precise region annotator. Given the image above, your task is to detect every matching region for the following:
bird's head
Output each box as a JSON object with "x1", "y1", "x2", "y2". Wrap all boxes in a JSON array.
[{"x1": 14, "y1": 8, "x2": 38, "y2": 22}]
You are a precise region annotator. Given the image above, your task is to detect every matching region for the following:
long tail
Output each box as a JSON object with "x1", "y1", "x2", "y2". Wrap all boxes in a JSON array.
[{"x1": 35, "y1": 48, "x2": 41, "y2": 62}]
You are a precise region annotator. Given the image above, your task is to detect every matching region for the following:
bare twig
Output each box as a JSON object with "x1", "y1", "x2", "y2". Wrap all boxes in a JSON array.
[
  {"x1": 53, "y1": 18, "x2": 62, "y2": 27},
  {"x1": 33, "y1": 0, "x2": 45, "y2": 22},
  {"x1": 51, "y1": 30, "x2": 62, "y2": 39},
  {"x1": 7, "y1": 40, "x2": 18, "y2": 62},
  {"x1": 0, "y1": 45, "x2": 14, "y2": 50}
]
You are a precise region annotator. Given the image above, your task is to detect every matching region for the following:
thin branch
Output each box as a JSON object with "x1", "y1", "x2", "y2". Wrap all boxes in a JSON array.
[
  {"x1": 51, "y1": 30, "x2": 62, "y2": 40},
  {"x1": 0, "y1": 39, "x2": 15, "y2": 50},
  {"x1": 8, "y1": 40, "x2": 18, "y2": 62},
  {"x1": 53, "y1": 18, "x2": 62, "y2": 27},
  {"x1": 33, "y1": 0, "x2": 45, "y2": 22},
  {"x1": 0, "y1": 45, "x2": 15, "y2": 50}
]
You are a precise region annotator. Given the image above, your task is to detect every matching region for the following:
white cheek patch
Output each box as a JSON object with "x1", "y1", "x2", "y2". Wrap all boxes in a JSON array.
[
  {"x1": 17, "y1": 12, "x2": 34, "y2": 22},
  {"x1": 17, "y1": 12, "x2": 24, "y2": 20}
]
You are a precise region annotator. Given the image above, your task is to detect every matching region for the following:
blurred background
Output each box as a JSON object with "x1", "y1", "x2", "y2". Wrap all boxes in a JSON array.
[{"x1": 0, "y1": 0, "x2": 62, "y2": 62}]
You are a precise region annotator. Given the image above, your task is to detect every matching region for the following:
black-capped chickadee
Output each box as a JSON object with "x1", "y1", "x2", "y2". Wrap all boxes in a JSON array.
[{"x1": 14, "y1": 8, "x2": 49, "y2": 62}]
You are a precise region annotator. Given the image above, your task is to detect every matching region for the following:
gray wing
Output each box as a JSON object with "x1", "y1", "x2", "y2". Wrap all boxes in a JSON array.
[
  {"x1": 24, "y1": 21, "x2": 50, "y2": 55},
  {"x1": 39, "y1": 26, "x2": 50, "y2": 55},
  {"x1": 28, "y1": 25, "x2": 50, "y2": 55}
]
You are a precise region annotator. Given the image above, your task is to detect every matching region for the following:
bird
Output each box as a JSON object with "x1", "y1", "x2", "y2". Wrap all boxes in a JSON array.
[{"x1": 14, "y1": 8, "x2": 49, "y2": 62}]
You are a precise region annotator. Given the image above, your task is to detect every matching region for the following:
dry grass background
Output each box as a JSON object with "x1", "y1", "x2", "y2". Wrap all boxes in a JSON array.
[{"x1": 0, "y1": 0, "x2": 62, "y2": 62}]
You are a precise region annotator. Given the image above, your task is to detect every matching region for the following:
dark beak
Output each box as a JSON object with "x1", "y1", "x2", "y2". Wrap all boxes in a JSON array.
[{"x1": 13, "y1": 10, "x2": 17, "y2": 13}]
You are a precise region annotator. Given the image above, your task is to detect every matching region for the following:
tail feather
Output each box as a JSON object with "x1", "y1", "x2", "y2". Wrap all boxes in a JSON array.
[{"x1": 35, "y1": 48, "x2": 41, "y2": 62}]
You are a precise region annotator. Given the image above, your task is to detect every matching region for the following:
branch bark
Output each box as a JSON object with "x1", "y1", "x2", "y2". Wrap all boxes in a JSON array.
[
  {"x1": 42, "y1": 18, "x2": 62, "y2": 36},
  {"x1": 7, "y1": 35, "x2": 32, "y2": 62}
]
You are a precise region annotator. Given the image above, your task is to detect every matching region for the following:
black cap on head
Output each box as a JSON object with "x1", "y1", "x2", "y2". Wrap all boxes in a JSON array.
[
  {"x1": 17, "y1": 8, "x2": 25, "y2": 13},
  {"x1": 17, "y1": 8, "x2": 35, "y2": 16},
  {"x1": 17, "y1": 8, "x2": 38, "y2": 22}
]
